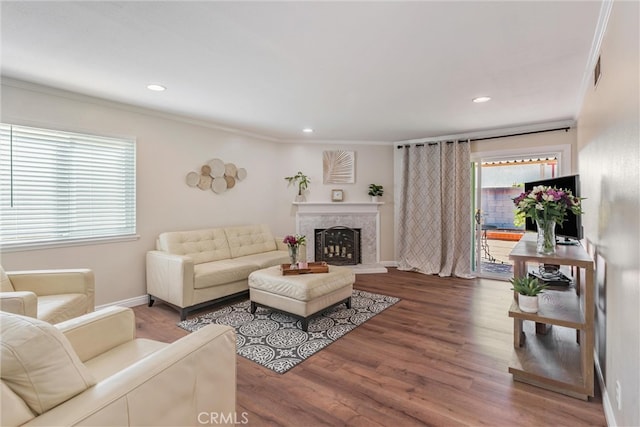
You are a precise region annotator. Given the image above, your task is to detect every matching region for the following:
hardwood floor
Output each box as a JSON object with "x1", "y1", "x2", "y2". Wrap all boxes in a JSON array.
[{"x1": 132, "y1": 268, "x2": 606, "y2": 426}]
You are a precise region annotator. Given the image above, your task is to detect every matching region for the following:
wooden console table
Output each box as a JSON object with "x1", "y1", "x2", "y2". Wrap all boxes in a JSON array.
[{"x1": 508, "y1": 233, "x2": 594, "y2": 400}]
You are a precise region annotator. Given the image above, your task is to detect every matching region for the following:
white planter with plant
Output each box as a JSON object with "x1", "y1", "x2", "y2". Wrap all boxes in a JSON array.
[
  {"x1": 510, "y1": 276, "x2": 547, "y2": 313},
  {"x1": 285, "y1": 171, "x2": 310, "y2": 202},
  {"x1": 368, "y1": 184, "x2": 383, "y2": 202}
]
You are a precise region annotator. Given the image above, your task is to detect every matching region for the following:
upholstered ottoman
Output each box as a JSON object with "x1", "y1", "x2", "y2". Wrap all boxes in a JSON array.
[{"x1": 248, "y1": 265, "x2": 355, "y2": 331}]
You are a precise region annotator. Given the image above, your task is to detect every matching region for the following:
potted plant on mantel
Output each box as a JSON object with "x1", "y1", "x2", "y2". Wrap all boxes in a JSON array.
[
  {"x1": 285, "y1": 171, "x2": 310, "y2": 202},
  {"x1": 510, "y1": 275, "x2": 547, "y2": 313},
  {"x1": 368, "y1": 184, "x2": 384, "y2": 202}
]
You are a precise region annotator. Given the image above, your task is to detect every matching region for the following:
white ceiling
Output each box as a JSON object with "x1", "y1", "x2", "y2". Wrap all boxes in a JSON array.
[{"x1": 1, "y1": 1, "x2": 604, "y2": 142}]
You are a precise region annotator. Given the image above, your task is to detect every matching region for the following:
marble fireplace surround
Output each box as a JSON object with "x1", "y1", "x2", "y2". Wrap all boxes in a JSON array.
[{"x1": 293, "y1": 202, "x2": 387, "y2": 274}]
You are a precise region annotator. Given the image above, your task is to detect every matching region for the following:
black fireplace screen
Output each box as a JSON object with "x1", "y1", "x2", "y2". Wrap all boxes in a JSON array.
[{"x1": 314, "y1": 226, "x2": 361, "y2": 266}]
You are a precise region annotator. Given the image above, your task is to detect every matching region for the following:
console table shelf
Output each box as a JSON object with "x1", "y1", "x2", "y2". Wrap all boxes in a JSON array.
[
  {"x1": 508, "y1": 233, "x2": 594, "y2": 400},
  {"x1": 509, "y1": 322, "x2": 586, "y2": 398},
  {"x1": 509, "y1": 288, "x2": 584, "y2": 329}
]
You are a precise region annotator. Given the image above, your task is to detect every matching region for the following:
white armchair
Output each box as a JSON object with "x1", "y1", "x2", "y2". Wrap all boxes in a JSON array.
[
  {"x1": 0, "y1": 265, "x2": 94, "y2": 324},
  {"x1": 1, "y1": 306, "x2": 237, "y2": 426}
]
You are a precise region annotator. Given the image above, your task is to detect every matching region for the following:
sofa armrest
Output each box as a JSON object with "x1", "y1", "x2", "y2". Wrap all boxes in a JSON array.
[
  {"x1": 146, "y1": 251, "x2": 195, "y2": 308},
  {"x1": 55, "y1": 306, "x2": 136, "y2": 362},
  {"x1": 25, "y1": 324, "x2": 237, "y2": 427},
  {"x1": 8, "y1": 269, "x2": 94, "y2": 302},
  {"x1": 275, "y1": 238, "x2": 288, "y2": 251},
  {"x1": 0, "y1": 291, "x2": 37, "y2": 317}
]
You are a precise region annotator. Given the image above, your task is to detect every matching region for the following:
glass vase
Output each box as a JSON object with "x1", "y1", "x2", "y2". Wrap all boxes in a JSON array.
[
  {"x1": 536, "y1": 219, "x2": 557, "y2": 255},
  {"x1": 288, "y1": 245, "x2": 298, "y2": 269}
]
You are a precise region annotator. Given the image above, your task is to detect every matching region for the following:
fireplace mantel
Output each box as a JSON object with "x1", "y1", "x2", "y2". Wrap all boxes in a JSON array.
[
  {"x1": 293, "y1": 201, "x2": 383, "y2": 214},
  {"x1": 293, "y1": 202, "x2": 386, "y2": 274}
]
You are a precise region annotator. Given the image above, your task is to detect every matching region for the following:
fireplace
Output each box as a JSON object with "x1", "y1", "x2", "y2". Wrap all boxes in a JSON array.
[
  {"x1": 295, "y1": 201, "x2": 387, "y2": 273},
  {"x1": 315, "y1": 226, "x2": 361, "y2": 266}
]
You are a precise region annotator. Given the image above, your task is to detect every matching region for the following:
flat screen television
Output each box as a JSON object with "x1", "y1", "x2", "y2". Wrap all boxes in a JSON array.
[{"x1": 523, "y1": 174, "x2": 582, "y2": 242}]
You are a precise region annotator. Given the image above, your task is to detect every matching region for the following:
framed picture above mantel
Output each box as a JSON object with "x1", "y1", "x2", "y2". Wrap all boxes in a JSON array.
[
  {"x1": 331, "y1": 189, "x2": 344, "y2": 202},
  {"x1": 323, "y1": 150, "x2": 355, "y2": 184}
]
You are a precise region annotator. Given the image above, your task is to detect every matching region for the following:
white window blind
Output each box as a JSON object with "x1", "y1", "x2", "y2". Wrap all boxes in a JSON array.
[{"x1": 0, "y1": 123, "x2": 136, "y2": 250}]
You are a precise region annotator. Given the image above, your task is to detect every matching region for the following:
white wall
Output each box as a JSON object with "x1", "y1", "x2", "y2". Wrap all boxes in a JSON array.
[
  {"x1": 0, "y1": 80, "x2": 395, "y2": 306},
  {"x1": 577, "y1": 1, "x2": 639, "y2": 426}
]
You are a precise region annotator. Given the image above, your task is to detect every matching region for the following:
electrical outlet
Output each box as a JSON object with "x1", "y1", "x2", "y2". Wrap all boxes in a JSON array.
[{"x1": 615, "y1": 380, "x2": 622, "y2": 410}]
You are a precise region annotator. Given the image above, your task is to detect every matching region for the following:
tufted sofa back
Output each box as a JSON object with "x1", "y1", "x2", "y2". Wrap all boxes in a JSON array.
[
  {"x1": 156, "y1": 224, "x2": 278, "y2": 264},
  {"x1": 157, "y1": 228, "x2": 231, "y2": 264},
  {"x1": 224, "y1": 224, "x2": 277, "y2": 258}
]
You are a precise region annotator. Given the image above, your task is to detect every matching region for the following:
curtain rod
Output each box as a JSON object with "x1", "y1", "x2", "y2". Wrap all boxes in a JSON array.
[
  {"x1": 469, "y1": 126, "x2": 570, "y2": 142},
  {"x1": 396, "y1": 126, "x2": 570, "y2": 149}
]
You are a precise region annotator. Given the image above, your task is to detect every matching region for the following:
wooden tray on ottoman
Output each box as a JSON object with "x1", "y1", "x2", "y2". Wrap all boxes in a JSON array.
[{"x1": 281, "y1": 262, "x2": 329, "y2": 275}]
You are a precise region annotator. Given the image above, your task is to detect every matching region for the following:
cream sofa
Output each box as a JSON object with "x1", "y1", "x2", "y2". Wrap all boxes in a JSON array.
[
  {"x1": 146, "y1": 224, "x2": 290, "y2": 320},
  {"x1": 0, "y1": 306, "x2": 236, "y2": 426},
  {"x1": 0, "y1": 266, "x2": 95, "y2": 324}
]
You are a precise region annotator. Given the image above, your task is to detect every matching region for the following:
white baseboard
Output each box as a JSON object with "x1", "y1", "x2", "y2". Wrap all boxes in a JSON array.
[
  {"x1": 95, "y1": 295, "x2": 148, "y2": 311},
  {"x1": 96, "y1": 262, "x2": 397, "y2": 308},
  {"x1": 595, "y1": 349, "x2": 616, "y2": 427},
  {"x1": 350, "y1": 263, "x2": 388, "y2": 274}
]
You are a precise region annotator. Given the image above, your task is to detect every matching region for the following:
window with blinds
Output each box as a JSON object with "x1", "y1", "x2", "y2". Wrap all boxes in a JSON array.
[{"x1": 0, "y1": 123, "x2": 136, "y2": 250}]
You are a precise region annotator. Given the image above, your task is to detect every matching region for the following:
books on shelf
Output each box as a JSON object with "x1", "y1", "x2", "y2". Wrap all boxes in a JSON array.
[{"x1": 528, "y1": 269, "x2": 572, "y2": 287}]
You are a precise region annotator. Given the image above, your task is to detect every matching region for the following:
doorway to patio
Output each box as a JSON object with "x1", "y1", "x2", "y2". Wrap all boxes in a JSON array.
[{"x1": 472, "y1": 154, "x2": 562, "y2": 279}]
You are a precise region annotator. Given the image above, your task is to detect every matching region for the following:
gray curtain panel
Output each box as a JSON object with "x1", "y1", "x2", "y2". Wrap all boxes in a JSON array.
[{"x1": 397, "y1": 140, "x2": 472, "y2": 277}]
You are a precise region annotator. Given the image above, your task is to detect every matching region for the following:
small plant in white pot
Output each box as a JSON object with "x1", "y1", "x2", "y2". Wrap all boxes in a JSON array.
[
  {"x1": 510, "y1": 276, "x2": 547, "y2": 313},
  {"x1": 285, "y1": 171, "x2": 310, "y2": 202},
  {"x1": 368, "y1": 184, "x2": 384, "y2": 202}
]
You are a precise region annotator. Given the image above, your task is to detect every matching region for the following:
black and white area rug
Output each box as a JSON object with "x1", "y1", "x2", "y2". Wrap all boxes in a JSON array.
[{"x1": 177, "y1": 290, "x2": 400, "y2": 374}]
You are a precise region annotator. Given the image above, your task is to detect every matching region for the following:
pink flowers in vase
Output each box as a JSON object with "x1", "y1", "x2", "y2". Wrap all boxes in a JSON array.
[
  {"x1": 513, "y1": 185, "x2": 583, "y2": 225},
  {"x1": 283, "y1": 234, "x2": 306, "y2": 248},
  {"x1": 283, "y1": 234, "x2": 306, "y2": 270}
]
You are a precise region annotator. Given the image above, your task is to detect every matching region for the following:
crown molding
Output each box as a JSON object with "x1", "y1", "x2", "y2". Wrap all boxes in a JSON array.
[
  {"x1": 1, "y1": 77, "x2": 282, "y2": 143},
  {"x1": 574, "y1": 0, "x2": 614, "y2": 116}
]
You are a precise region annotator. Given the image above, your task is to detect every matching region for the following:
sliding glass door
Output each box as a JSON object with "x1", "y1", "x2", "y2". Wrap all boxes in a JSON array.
[{"x1": 473, "y1": 154, "x2": 561, "y2": 279}]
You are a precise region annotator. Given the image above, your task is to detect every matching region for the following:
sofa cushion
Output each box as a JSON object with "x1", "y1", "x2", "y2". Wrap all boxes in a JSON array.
[
  {"x1": 0, "y1": 312, "x2": 96, "y2": 414},
  {"x1": 1, "y1": 266, "x2": 15, "y2": 292},
  {"x1": 225, "y1": 224, "x2": 277, "y2": 258},
  {"x1": 158, "y1": 228, "x2": 231, "y2": 264},
  {"x1": 37, "y1": 293, "x2": 89, "y2": 324},
  {"x1": 235, "y1": 250, "x2": 290, "y2": 269},
  {"x1": 193, "y1": 259, "x2": 260, "y2": 289}
]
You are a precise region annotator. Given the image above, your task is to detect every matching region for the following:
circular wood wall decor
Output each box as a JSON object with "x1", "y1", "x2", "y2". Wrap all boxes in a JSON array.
[
  {"x1": 208, "y1": 158, "x2": 226, "y2": 177},
  {"x1": 197, "y1": 175, "x2": 213, "y2": 190},
  {"x1": 211, "y1": 177, "x2": 228, "y2": 193},
  {"x1": 225, "y1": 163, "x2": 237, "y2": 177},
  {"x1": 186, "y1": 171, "x2": 199, "y2": 187},
  {"x1": 188, "y1": 159, "x2": 245, "y2": 194},
  {"x1": 236, "y1": 168, "x2": 247, "y2": 181}
]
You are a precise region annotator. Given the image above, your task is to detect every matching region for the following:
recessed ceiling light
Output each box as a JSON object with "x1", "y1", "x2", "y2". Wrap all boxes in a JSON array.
[
  {"x1": 302, "y1": 128, "x2": 314, "y2": 133},
  {"x1": 473, "y1": 96, "x2": 491, "y2": 103},
  {"x1": 147, "y1": 84, "x2": 166, "y2": 91}
]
